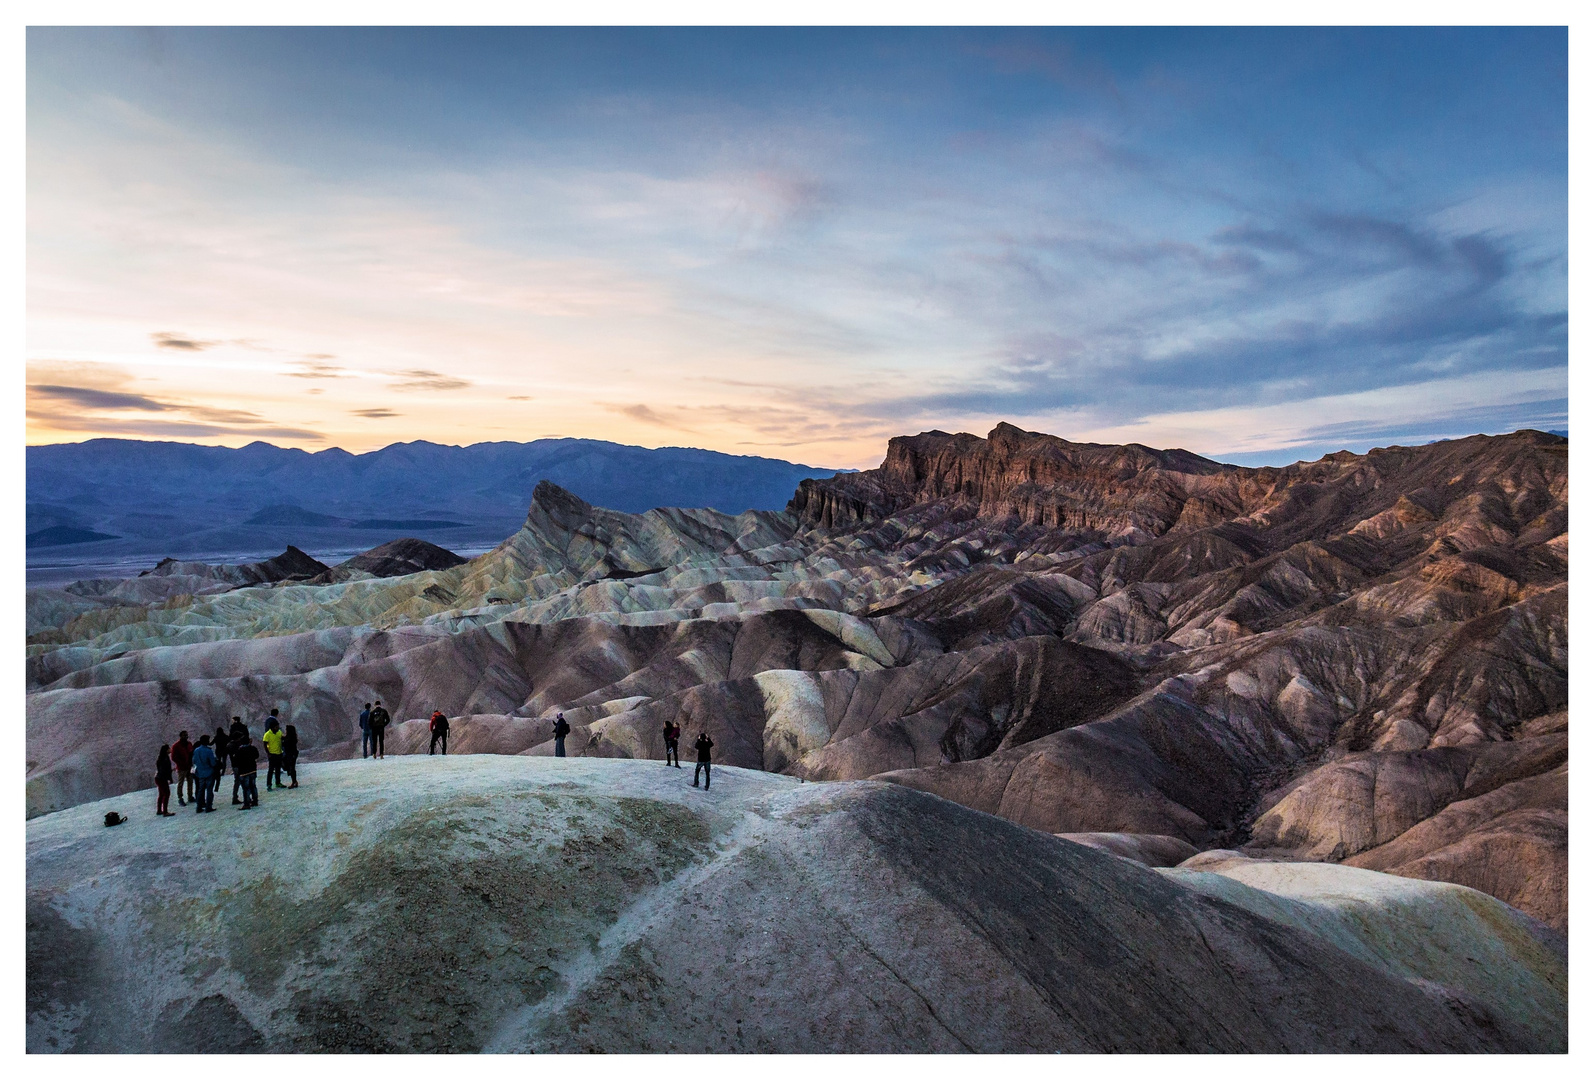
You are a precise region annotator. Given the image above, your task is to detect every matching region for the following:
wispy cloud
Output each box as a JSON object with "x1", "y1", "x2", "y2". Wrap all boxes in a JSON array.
[
  {"x1": 351, "y1": 408, "x2": 399, "y2": 418},
  {"x1": 287, "y1": 359, "x2": 348, "y2": 379},
  {"x1": 151, "y1": 330, "x2": 220, "y2": 351},
  {"x1": 389, "y1": 369, "x2": 471, "y2": 392},
  {"x1": 26, "y1": 382, "x2": 324, "y2": 440}
]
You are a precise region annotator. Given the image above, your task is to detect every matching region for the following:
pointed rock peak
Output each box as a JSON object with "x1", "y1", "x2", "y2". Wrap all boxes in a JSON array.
[{"x1": 529, "y1": 479, "x2": 596, "y2": 515}]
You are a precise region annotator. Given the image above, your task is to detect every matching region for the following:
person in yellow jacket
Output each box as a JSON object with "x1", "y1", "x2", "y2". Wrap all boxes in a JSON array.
[{"x1": 262, "y1": 712, "x2": 287, "y2": 790}]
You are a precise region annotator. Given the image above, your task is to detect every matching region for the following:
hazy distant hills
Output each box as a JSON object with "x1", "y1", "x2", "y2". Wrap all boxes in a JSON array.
[{"x1": 25, "y1": 436, "x2": 846, "y2": 574}]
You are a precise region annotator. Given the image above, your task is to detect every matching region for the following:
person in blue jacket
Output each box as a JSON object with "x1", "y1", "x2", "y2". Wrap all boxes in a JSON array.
[{"x1": 190, "y1": 735, "x2": 219, "y2": 813}]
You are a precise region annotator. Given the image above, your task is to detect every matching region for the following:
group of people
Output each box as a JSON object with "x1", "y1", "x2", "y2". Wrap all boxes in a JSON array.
[
  {"x1": 546, "y1": 712, "x2": 716, "y2": 788},
  {"x1": 355, "y1": 701, "x2": 394, "y2": 758},
  {"x1": 154, "y1": 711, "x2": 299, "y2": 816},
  {"x1": 352, "y1": 700, "x2": 453, "y2": 757}
]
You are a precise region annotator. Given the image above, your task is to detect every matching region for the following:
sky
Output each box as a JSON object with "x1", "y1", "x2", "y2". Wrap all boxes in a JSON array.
[{"x1": 25, "y1": 27, "x2": 1568, "y2": 469}]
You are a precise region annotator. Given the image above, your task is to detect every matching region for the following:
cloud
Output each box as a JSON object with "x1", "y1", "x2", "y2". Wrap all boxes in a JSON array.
[
  {"x1": 26, "y1": 382, "x2": 323, "y2": 441},
  {"x1": 151, "y1": 330, "x2": 220, "y2": 350},
  {"x1": 351, "y1": 408, "x2": 400, "y2": 418},
  {"x1": 24, "y1": 411, "x2": 325, "y2": 441},
  {"x1": 507, "y1": 395, "x2": 531, "y2": 400},
  {"x1": 29, "y1": 384, "x2": 172, "y2": 412},
  {"x1": 389, "y1": 369, "x2": 471, "y2": 391},
  {"x1": 287, "y1": 359, "x2": 348, "y2": 379},
  {"x1": 603, "y1": 403, "x2": 697, "y2": 432}
]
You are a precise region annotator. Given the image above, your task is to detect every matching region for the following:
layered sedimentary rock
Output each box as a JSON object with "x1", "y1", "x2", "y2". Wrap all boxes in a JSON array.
[
  {"x1": 26, "y1": 758, "x2": 1567, "y2": 1053},
  {"x1": 24, "y1": 425, "x2": 1569, "y2": 931}
]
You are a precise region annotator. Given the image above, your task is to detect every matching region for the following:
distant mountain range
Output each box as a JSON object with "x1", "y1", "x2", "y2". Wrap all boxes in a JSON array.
[{"x1": 25, "y1": 437, "x2": 847, "y2": 572}]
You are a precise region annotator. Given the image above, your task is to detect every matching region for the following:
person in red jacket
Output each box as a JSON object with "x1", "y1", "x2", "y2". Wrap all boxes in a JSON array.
[
  {"x1": 429, "y1": 710, "x2": 450, "y2": 756},
  {"x1": 171, "y1": 731, "x2": 195, "y2": 806}
]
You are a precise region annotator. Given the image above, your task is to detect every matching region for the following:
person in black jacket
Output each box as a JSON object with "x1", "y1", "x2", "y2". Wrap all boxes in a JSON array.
[
  {"x1": 155, "y1": 744, "x2": 175, "y2": 816},
  {"x1": 662, "y1": 719, "x2": 681, "y2": 767},
  {"x1": 692, "y1": 732, "x2": 714, "y2": 789},
  {"x1": 228, "y1": 717, "x2": 249, "y2": 804},
  {"x1": 553, "y1": 713, "x2": 571, "y2": 757},
  {"x1": 429, "y1": 711, "x2": 450, "y2": 756},
  {"x1": 284, "y1": 724, "x2": 300, "y2": 787},
  {"x1": 232, "y1": 734, "x2": 261, "y2": 809},
  {"x1": 368, "y1": 701, "x2": 391, "y2": 759},
  {"x1": 213, "y1": 726, "x2": 230, "y2": 784}
]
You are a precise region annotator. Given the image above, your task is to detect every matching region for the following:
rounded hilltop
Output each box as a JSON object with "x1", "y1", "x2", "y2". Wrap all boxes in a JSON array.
[{"x1": 27, "y1": 756, "x2": 1566, "y2": 1053}]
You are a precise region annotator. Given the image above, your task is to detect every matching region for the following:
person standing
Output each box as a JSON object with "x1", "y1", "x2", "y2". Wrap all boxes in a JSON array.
[
  {"x1": 429, "y1": 711, "x2": 450, "y2": 756},
  {"x1": 692, "y1": 732, "x2": 714, "y2": 789},
  {"x1": 213, "y1": 726, "x2": 230, "y2": 785},
  {"x1": 262, "y1": 715, "x2": 286, "y2": 790},
  {"x1": 228, "y1": 717, "x2": 249, "y2": 804},
  {"x1": 191, "y1": 735, "x2": 218, "y2": 813},
  {"x1": 552, "y1": 713, "x2": 571, "y2": 757},
  {"x1": 663, "y1": 719, "x2": 681, "y2": 767},
  {"x1": 155, "y1": 744, "x2": 175, "y2": 817},
  {"x1": 232, "y1": 732, "x2": 260, "y2": 809},
  {"x1": 359, "y1": 702, "x2": 373, "y2": 759},
  {"x1": 368, "y1": 700, "x2": 390, "y2": 759},
  {"x1": 172, "y1": 731, "x2": 194, "y2": 807},
  {"x1": 284, "y1": 724, "x2": 300, "y2": 788}
]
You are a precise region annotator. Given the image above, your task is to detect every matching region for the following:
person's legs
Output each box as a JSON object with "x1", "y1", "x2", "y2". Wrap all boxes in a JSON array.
[
  {"x1": 243, "y1": 773, "x2": 258, "y2": 808},
  {"x1": 362, "y1": 730, "x2": 370, "y2": 758},
  {"x1": 374, "y1": 730, "x2": 384, "y2": 758},
  {"x1": 429, "y1": 732, "x2": 438, "y2": 755},
  {"x1": 266, "y1": 754, "x2": 280, "y2": 788},
  {"x1": 177, "y1": 770, "x2": 189, "y2": 805},
  {"x1": 288, "y1": 757, "x2": 298, "y2": 786},
  {"x1": 704, "y1": 762, "x2": 711, "y2": 790},
  {"x1": 233, "y1": 771, "x2": 243, "y2": 804},
  {"x1": 441, "y1": 731, "x2": 447, "y2": 755},
  {"x1": 693, "y1": 761, "x2": 704, "y2": 787},
  {"x1": 555, "y1": 736, "x2": 565, "y2": 758},
  {"x1": 157, "y1": 781, "x2": 169, "y2": 815}
]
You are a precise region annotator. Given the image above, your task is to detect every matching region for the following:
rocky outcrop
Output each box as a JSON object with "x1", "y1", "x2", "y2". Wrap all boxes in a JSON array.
[
  {"x1": 310, "y1": 538, "x2": 467, "y2": 584},
  {"x1": 26, "y1": 758, "x2": 1566, "y2": 1053}
]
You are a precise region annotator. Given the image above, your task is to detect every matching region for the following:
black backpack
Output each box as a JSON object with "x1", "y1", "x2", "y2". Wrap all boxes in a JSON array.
[{"x1": 104, "y1": 812, "x2": 126, "y2": 827}]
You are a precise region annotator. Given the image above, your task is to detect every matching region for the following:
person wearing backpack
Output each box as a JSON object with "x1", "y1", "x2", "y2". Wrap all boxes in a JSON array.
[
  {"x1": 232, "y1": 733, "x2": 261, "y2": 809},
  {"x1": 155, "y1": 743, "x2": 175, "y2": 817},
  {"x1": 368, "y1": 701, "x2": 391, "y2": 758},
  {"x1": 172, "y1": 731, "x2": 195, "y2": 807},
  {"x1": 358, "y1": 702, "x2": 373, "y2": 759},
  {"x1": 429, "y1": 710, "x2": 450, "y2": 756},
  {"x1": 262, "y1": 714, "x2": 286, "y2": 789},
  {"x1": 191, "y1": 736, "x2": 218, "y2": 813},
  {"x1": 693, "y1": 732, "x2": 714, "y2": 790},
  {"x1": 553, "y1": 713, "x2": 570, "y2": 757}
]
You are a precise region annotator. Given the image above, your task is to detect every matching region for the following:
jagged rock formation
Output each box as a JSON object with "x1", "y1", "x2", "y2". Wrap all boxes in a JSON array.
[
  {"x1": 24, "y1": 425, "x2": 1569, "y2": 932},
  {"x1": 309, "y1": 538, "x2": 468, "y2": 584},
  {"x1": 26, "y1": 758, "x2": 1567, "y2": 1053}
]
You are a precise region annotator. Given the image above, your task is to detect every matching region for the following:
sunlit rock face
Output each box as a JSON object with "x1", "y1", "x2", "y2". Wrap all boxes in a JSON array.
[
  {"x1": 26, "y1": 758, "x2": 1567, "y2": 1053},
  {"x1": 25, "y1": 425, "x2": 1568, "y2": 931}
]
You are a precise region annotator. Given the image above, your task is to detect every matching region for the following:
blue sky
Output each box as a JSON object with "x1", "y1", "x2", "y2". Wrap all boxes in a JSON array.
[{"x1": 26, "y1": 27, "x2": 1567, "y2": 467}]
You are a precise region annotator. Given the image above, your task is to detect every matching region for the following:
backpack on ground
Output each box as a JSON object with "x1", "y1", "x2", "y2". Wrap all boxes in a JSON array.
[{"x1": 104, "y1": 812, "x2": 126, "y2": 827}]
